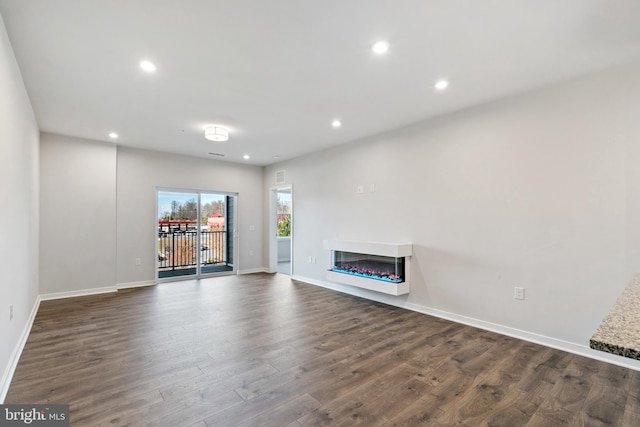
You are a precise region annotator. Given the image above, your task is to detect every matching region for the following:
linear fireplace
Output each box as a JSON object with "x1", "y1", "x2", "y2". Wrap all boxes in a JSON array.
[
  {"x1": 324, "y1": 240, "x2": 412, "y2": 296},
  {"x1": 331, "y1": 251, "x2": 405, "y2": 283}
]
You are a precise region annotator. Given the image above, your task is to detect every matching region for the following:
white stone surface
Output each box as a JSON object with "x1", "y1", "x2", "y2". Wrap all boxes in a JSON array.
[{"x1": 591, "y1": 274, "x2": 640, "y2": 360}]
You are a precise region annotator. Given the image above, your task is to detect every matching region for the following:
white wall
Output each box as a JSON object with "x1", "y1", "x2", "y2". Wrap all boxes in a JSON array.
[
  {"x1": 116, "y1": 147, "x2": 264, "y2": 285},
  {"x1": 0, "y1": 14, "x2": 39, "y2": 400},
  {"x1": 264, "y1": 61, "x2": 640, "y2": 368},
  {"x1": 39, "y1": 133, "x2": 117, "y2": 295},
  {"x1": 37, "y1": 140, "x2": 265, "y2": 292}
]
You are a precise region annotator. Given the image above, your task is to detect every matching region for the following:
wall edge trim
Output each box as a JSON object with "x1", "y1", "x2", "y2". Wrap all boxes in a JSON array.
[
  {"x1": 238, "y1": 268, "x2": 269, "y2": 275},
  {"x1": 117, "y1": 281, "x2": 155, "y2": 290},
  {"x1": 39, "y1": 286, "x2": 117, "y2": 301},
  {"x1": 0, "y1": 296, "x2": 40, "y2": 403}
]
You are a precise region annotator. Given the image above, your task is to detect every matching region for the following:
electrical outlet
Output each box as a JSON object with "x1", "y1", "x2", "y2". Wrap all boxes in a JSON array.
[
  {"x1": 357, "y1": 185, "x2": 364, "y2": 194},
  {"x1": 135, "y1": 258, "x2": 141, "y2": 266},
  {"x1": 10, "y1": 305, "x2": 13, "y2": 320},
  {"x1": 308, "y1": 256, "x2": 313, "y2": 263},
  {"x1": 514, "y1": 287, "x2": 525, "y2": 300}
]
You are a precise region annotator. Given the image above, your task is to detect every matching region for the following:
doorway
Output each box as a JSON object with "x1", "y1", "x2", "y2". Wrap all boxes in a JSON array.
[
  {"x1": 157, "y1": 190, "x2": 236, "y2": 280},
  {"x1": 269, "y1": 186, "x2": 292, "y2": 275}
]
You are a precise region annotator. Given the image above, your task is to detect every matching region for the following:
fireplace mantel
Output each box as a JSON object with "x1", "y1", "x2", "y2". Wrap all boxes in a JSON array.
[{"x1": 324, "y1": 240, "x2": 412, "y2": 296}]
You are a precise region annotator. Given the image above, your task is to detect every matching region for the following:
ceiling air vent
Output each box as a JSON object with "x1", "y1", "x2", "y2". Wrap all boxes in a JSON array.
[{"x1": 275, "y1": 170, "x2": 286, "y2": 184}]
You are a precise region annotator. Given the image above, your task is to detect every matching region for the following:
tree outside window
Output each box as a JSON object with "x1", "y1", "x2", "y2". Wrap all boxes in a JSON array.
[{"x1": 277, "y1": 192, "x2": 291, "y2": 237}]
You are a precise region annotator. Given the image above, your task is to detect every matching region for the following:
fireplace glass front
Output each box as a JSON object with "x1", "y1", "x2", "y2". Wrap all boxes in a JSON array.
[{"x1": 330, "y1": 250, "x2": 405, "y2": 283}]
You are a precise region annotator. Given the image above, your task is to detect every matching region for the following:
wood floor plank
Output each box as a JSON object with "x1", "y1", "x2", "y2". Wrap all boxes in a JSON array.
[
  {"x1": 437, "y1": 365, "x2": 525, "y2": 425},
  {"x1": 577, "y1": 384, "x2": 628, "y2": 426},
  {"x1": 203, "y1": 386, "x2": 300, "y2": 426},
  {"x1": 233, "y1": 346, "x2": 355, "y2": 402},
  {"x1": 299, "y1": 364, "x2": 425, "y2": 426},
  {"x1": 236, "y1": 394, "x2": 321, "y2": 427},
  {"x1": 622, "y1": 387, "x2": 640, "y2": 427},
  {"x1": 137, "y1": 390, "x2": 242, "y2": 427},
  {"x1": 72, "y1": 390, "x2": 165, "y2": 426},
  {"x1": 516, "y1": 347, "x2": 572, "y2": 396},
  {"x1": 480, "y1": 389, "x2": 542, "y2": 427},
  {"x1": 385, "y1": 361, "x2": 477, "y2": 426},
  {"x1": 576, "y1": 360, "x2": 632, "y2": 427},
  {"x1": 6, "y1": 273, "x2": 640, "y2": 426},
  {"x1": 159, "y1": 362, "x2": 278, "y2": 403}
]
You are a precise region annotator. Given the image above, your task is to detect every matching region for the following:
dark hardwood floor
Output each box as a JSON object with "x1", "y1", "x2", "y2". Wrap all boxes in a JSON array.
[{"x1": 6, "y1": 273, "x2": 640, "y2": 426}]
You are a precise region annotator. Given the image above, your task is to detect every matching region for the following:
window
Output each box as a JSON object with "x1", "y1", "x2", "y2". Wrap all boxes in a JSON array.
[{"x1": 277, "y1": 190, "x2": 291, "y2": 237}]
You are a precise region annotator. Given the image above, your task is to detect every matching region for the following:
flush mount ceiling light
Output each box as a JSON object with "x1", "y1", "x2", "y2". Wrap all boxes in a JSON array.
[
  {"x1": 108, "y1": 132, "x2": 118, "y2": 139},
  {"x1": 243, "y1": 154, "x2": 250, "y2": 160},
  {"x1": 331, "y1": 119, "x2": 342, "y2": 128},
  {"x1": 139, "y1": 60, "x2": 157, "y2": 73},
  {"x1": 372, "y1": 40, "x2": 390, "y2": 55},
  {"x1": 204, "y1": 125, "x2": 229, "y2": 142},
  {"x1": 434, "y1": 79, "x2": 449, "y2": 91}
]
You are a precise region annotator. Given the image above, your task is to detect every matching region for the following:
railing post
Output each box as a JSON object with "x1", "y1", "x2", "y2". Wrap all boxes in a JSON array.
[{"x1": 172, "y1": 232, "x2": 176, "y2": 271}]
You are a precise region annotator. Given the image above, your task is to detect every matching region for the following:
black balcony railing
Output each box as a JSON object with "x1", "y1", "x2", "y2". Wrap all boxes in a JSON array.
[{"x1": 158, "y1": 230, "x2": 227, "y2": 273}]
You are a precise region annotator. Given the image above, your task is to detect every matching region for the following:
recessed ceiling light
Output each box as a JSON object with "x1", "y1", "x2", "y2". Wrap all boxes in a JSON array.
[
  {"x1": 434, "y1": 80, "x2": 449, "y2": 91},
  {"x1": 372, "y1": 40, "x2": 390, "y2": 55},
  {"x1": 139, "y1": 60, "x2": 157, "y2": 73},
  {"x1": 204, "y1": 125, "x2": 229, "y2": 142},
  {"x1": 331, "y1": 120, "x2": 342, "y2": 128},
  {"x1": 243, "y1": 154, "x2": 250, "y2": 160},
  {"x1": 108, "y1": 132, "x2": 118, "y2": 139}
]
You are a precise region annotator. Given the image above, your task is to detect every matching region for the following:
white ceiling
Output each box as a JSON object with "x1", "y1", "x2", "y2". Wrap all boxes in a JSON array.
[{"x1": 1, "y1": 1, "x2": 640, "y2": 166}]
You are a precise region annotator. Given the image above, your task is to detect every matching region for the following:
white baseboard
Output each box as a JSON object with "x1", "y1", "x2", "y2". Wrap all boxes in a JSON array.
[
  {"x1": 117, "y1": 281, "x2": 155, "y2": 290},
  {"x1": 291, "y1": 275, "x2": 640, "y2": 372},
  {"x1": 237, "y1": 267, "x2": 269, "y2": 275},
  {"x1": 39, "y1": 286, "x2": 117, "y2": 301},
  {"x1": 0, "y1": 296, "x2": 40, "y2": 403},
  {"x1": 39, "y1": 282, "x2": 153, "y2": 300}
]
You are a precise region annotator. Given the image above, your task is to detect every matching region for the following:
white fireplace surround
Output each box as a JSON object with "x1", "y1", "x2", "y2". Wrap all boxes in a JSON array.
[{"x1": 324, "y1": 240, "x2": 412, "y2": 296}]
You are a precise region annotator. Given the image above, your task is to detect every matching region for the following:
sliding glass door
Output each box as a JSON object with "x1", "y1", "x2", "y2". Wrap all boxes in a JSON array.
[
  {"x1": 157, "y1": 190, "x2": 236, "y2": 280},
  {"x1": 200, "y1": 193, "x2": 234, "y2": 275}
]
